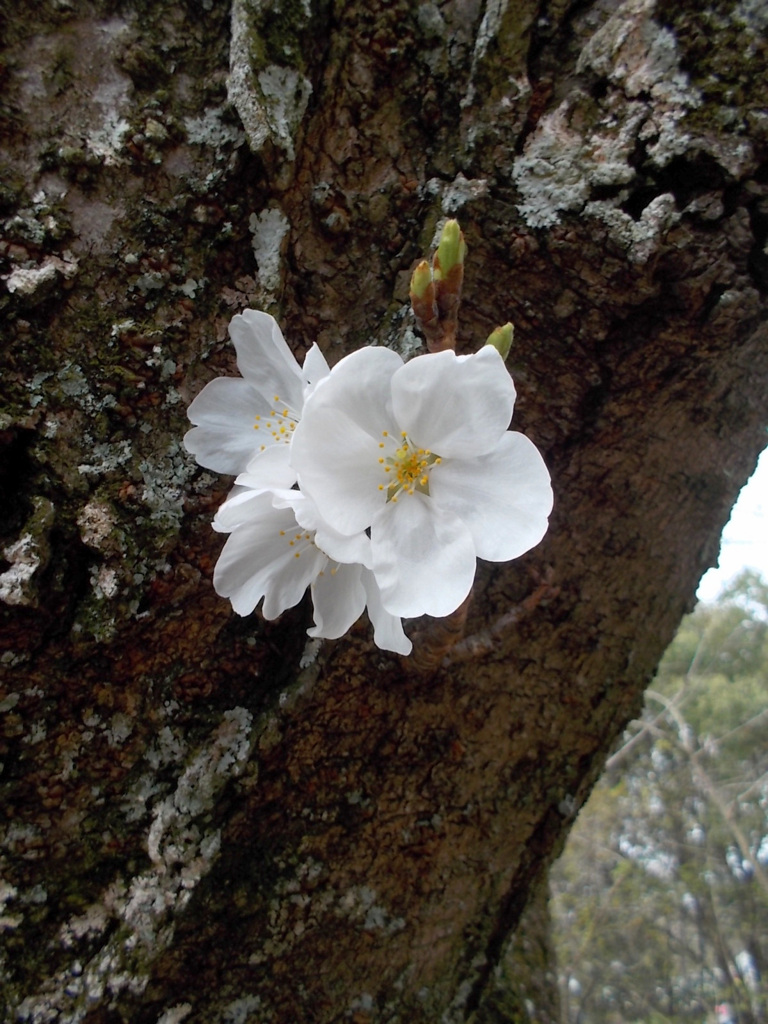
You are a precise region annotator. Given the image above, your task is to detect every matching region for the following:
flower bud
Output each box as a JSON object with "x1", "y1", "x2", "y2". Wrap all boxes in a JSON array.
[
  {"x1": 410, "y1": 260, "x2": 433, "y2": 299},
  {"x1": 433, "y1": 219, "x2": 466, "y2": 281},
  {"x1": 485, "y1": 323, "x2": 514, "y2": 361}
]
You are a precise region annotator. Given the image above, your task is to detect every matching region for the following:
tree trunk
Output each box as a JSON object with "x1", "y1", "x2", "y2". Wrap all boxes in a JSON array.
[{"x1": 1, "y1": 1, "x2": 766, "y2": 1021}]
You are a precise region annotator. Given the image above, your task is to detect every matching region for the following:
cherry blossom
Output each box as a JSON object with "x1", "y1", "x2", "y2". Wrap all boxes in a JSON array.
[
  {"x1": 290, "y1": 345, "x2": 553, "y2": 619},
  {"x1": 184, "y1": 309, "x2": 329, "y2": 476},
  {"x1": 212, "y1": 475, "x2": 412, "y2": 655},
  {"x1": 185, "y1": 305, "x2": 552, "y2": 652},
  {"x1": 185, "y1": 310, "x2": 411, "y2": 653}
]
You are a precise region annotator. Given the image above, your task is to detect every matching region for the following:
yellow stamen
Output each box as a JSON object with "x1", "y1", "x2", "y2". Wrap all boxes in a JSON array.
[{"x1": 379, "y1": 431, "x2": 443, "y2": 502}]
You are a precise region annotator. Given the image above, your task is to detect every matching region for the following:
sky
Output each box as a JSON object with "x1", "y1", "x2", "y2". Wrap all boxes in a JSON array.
[{"x1": 696, "y1": 447, "x2": 768, "y2": 603}]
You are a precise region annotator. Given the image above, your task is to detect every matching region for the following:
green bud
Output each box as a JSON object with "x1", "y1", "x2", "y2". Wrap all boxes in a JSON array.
[
  {"x1": 485, "y1": 322, "x2": 514, "y2": 361},
  {"x1": 410, "y1": 259, "x2": 433, "y2": 299},
  {"x1": 433, "y1": 219, "x2": 466, "y2": 280}
]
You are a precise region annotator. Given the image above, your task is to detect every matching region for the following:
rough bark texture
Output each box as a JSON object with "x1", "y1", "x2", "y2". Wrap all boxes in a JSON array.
[{"x1": 1, "y1": 1, "x2": 767, "y2": 1022}]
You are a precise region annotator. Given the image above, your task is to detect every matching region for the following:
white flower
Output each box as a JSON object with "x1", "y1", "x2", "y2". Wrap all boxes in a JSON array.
[
  {"x1": 184, "y1": 309, "x2": 410, "y2": 654},
  {"x1": 290, "y1": 345, "x2": 553, "y2": 619},
  {"x1": 185, "y1": 306, "x2": 550, "y2": 652},
  {"x1": 184, "y1": 309, "x2": 329, "y2": 476},
  {"x1": 212, "y1": 474, "x2": 412, "y2": 655}
]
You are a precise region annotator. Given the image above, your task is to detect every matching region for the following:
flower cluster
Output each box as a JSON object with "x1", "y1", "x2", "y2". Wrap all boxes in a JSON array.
[{"x1": 185, "y1": 309, "x2": 553, "y2": 656}]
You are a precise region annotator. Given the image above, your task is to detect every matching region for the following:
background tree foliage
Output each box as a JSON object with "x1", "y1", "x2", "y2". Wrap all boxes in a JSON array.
[{"x1": 553, "y1": 571, "x2": 768, "y2": 1024}]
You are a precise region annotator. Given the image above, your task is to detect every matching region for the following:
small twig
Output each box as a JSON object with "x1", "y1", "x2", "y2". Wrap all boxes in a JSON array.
[
  {"x1": 405, "y1": 592, "x2": 473, "y2": 676},
  {"x1": 443, "y1": 573, "x2": 559, "y2": 667}
]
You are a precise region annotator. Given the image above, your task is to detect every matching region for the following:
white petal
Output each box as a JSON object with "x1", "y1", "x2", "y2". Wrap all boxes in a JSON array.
[
  {"x1": 392, "y1": 346, "x2": 516, "y2": 459},
  {"x1": 309, "y1": 563, "x2": 366, "y2": 639},
  {"x1": 291, "y1": 346, "x2": 404, "y2": 534},
  {"x1": 236, "y1": 444, "x2": 296, "y2": 492},
  {"x1": 287, "y1": 492, "x2": 373, "y2": 568},
  {"x1": 361, "y1": 568, "x2": 412, "y2": 655},
  {"x1": 304, "y1": 345, "x2": 403, "y2": 433},
  {"x1": 292, "y1": 407, "x2": 388, "y2": 535},
  {"x1": 429, "y1": 432, "x2": 553, "y2": 561},
  {"x1": 302, "y1": 342, "x2": 330, "y2": 391},
  {"x1": 185, "y1": 377, "x2": 269, "y2": 473},
  {"x1": 229, "y1": 310, "x2": 305, "y2": 412},
  {"x1": 313, "y1": 525, "x2": 372, "y2": 568},
  {"x1": 371, "y1": 493, "x2": 476, "y2": 618},
  {"x1": 213, "y1": 481, "x2": 251, "y2": 520},
  {"x1": 213, "y1": 494, "x2": 325, "y2": 617},
  {"x1": 213, "y1": 487, "x2": 266, "y2": 532}
]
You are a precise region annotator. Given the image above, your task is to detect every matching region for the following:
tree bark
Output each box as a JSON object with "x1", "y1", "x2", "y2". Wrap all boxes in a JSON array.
[{"x1": 1, "y1": 1, "x2": 766, "y2": 1021}]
